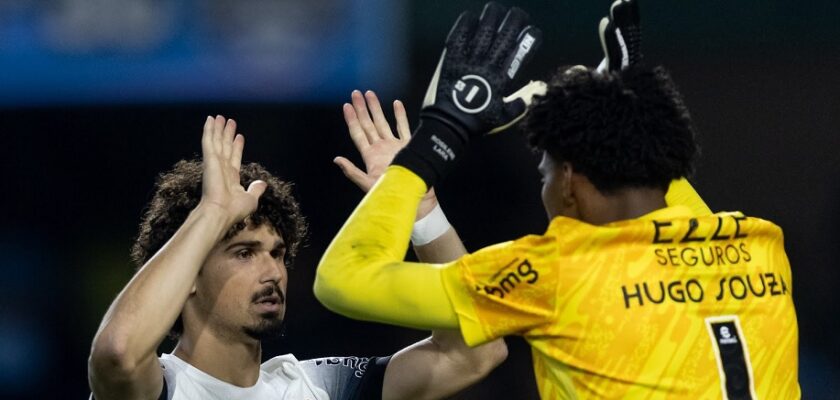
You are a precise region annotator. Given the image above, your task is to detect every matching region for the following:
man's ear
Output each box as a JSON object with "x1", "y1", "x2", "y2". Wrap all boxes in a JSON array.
[{"x1": 560, "y1": 162, "x2": 576, "y2": 207}]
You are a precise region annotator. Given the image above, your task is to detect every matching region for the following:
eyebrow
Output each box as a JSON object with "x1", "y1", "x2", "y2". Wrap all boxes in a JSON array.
[
  {"x1": 224, "y1": 239, "x2": 286, "y2": 252},
  {"x1": 224, "y1": 240, "x2": 262, "y2": 252}
]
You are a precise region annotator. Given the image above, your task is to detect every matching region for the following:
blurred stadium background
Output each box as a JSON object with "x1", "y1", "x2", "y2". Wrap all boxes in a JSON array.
[{"x1": 1, "y1": 0, "x2": 838, "y2": 398}]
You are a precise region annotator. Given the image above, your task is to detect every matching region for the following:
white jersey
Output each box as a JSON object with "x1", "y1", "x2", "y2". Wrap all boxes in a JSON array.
[
  {"x1": 91, "y1": 353, "x2": 389, "y2": 400},
  {"x1": 161, "y1": 353, "x2": 329, "y2": 400}
]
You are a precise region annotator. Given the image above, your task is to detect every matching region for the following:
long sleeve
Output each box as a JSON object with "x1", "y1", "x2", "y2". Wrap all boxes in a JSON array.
[{"x1": 314, "y1": 166, "x2": 460, "y2": 330}]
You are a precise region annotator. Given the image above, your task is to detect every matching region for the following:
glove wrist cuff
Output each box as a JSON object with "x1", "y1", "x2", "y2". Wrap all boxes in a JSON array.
[
  {"x1": 392, "y1": 117, "x2": 467, "y2": 188},
  {"x1": 419, "y1": 107, "x2": 473, "y2": 142}
]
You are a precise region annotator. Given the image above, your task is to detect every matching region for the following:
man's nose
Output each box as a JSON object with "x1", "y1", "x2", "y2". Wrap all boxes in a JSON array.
[{"x1": 259, "y1": 253, "x2": 286, "y2": 284}]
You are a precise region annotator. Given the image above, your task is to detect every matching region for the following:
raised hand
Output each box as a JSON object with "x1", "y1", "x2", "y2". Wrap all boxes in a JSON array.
[
  {"x1": 392, "y1": 2, "x2": 545, "y2": 189},
  {"x1": 334, "y1": 90, "x2": 410, "y2": 192},
  {"x1": 200, "y1": 115, "x2": 266, "y2": 223},
  {"x1": 596, "y1": 0, "x2": 642, "y2": 73},
  {"x1": 421, "y1": 2, "x2": 544, "y2": 138},
  {"x1": 335, "y1": 90, "x2": 439, "y2": 219}
]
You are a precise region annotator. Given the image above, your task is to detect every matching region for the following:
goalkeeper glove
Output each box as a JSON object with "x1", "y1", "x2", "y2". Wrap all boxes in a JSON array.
[
  {"x1": 596, "y1": 0, "x2": 642, "y2": 73},
  {"x1": 393, "y1": 2, "x2": 545, "y2": 188}
]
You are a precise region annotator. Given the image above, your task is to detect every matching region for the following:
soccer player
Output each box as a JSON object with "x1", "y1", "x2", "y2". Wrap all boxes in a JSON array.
[
  {"x1": 87, "y1": 115, "x2": 507, "y2": 399},
  {"x1": 314, "y1": 1, "x2": 800, "y2": 398}
]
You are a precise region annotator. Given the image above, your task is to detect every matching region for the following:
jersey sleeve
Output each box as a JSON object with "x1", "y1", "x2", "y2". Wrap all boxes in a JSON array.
[
  {"x1": 666, "y1": 178, "x2": 712, "y2": 215},
  {"x1": 314, "y1": 166, "x2": 459, "y2": 330},
  {"x1": 441, "y1": 234, "x2": 560, "y2": 346},
  {"x1": 299, "y1": 356, "x2": 391, "y2": 400}
]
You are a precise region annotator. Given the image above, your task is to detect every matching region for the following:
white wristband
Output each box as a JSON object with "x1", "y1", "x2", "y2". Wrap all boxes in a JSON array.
[{"x1": 411, "y1": 203, "x2": 451, "y2": 246}]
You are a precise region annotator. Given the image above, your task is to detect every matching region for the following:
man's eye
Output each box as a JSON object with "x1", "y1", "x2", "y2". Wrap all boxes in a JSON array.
[
  {"x1": 270, "y1": 249, "x2": 286, "y2": 260},
  {"x1": 236, "y1": 249, "x2": 254, "y2": 259}
]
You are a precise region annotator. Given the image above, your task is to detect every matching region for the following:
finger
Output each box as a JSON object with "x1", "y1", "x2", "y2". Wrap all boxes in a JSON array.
[
  {"x1": 599, "y1": 17, "x2": 620, "y2": 72},
  {"x1": 212, "y1": 115, "x2": 226, "y2": 153},
  {"x1": 488, "y1": 7, "x2": 528, "y2": 66},
  {"x1": 469, "y1": 2, "x2": 505, "y2": 59},
  {"x1": 333, "y1": 156, "x2": 372, "y2": 191},
  {"x1": 351, "y1": 90, "x2": 379, "y2": 143},
  {"x1": 201, "y1": 115, "x2": 214, "y2": 156},
  {"x1": 246, "y1": 180, "x2": 267, "y2": 200},
  {"x1": 393, "y1": 100, "x2": 411, "y2": 141},
  {"x1": 365, "y1": 90, "x2": 395, "y2": 140},
  {"x1": 501, "y1": 25, "x2": 541, "y2": 80},
  {"x1": 445, "y1": 11, "x2": 479, "y2": 57},
  {"x1": 222, "y1": 118, "x2": 236, "y2": 160},
  {"x1": 231, "y1": 134, "x2": 245, "y2": 171},
  {"x1": 342, "y1": 103, "x2": 370, "y2": 150}
]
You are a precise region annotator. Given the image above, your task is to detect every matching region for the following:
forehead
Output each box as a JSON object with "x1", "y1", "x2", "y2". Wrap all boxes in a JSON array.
[{"x1": 223, "y1": 222, "x2": 285, "y2": 246}]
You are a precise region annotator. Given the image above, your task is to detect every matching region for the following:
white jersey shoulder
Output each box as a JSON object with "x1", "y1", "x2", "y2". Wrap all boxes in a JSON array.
[{"x1": 160, "y1": 353, "x2": 330, "y2": 400}]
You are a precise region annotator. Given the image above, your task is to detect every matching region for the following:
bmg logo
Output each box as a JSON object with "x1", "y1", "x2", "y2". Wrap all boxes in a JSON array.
[{"x1": 477, "y1": 259, "x2": 539, "y2": 299}]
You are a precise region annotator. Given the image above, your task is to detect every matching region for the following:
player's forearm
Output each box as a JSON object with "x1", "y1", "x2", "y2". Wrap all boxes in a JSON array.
[
  {"x1": 429, "y1": 330, "x2": 507, "y2": 395},
  {"x1": 315, "y1": 166, "x2": 459, "y2": 329},
  {"x1": 91, "y1": 203, "x2": 233, "y2": 371},
  {"x1": 413, "y1": 227, "x2": 467, "y2": 263},
  {"x1": 383, "y1": 329, "x2": 507, "y2": 400}
]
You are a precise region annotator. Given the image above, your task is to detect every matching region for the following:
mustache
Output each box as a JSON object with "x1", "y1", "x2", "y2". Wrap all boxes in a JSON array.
[{"x1": 252, "y1": 284, "x2": 285, "y2": 304}]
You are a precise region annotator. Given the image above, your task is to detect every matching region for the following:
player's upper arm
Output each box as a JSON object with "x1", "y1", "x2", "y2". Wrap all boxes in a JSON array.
[
  {"x1": 441, "y1": 233, "x2": 561, "y2": 346},
  {"x1": 88, "y1": 349, "x2": 164, "y2": 400},
  {"x1": 382, "y1": 330, "x2": 507, "y2": 400}
]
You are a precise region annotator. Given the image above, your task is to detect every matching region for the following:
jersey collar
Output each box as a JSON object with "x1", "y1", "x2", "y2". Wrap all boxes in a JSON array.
[
  {"x1": 546, "y1": 205, "x2": 696, "y2": 231},
  {"x1": 606, "y1": 205, "x2": 695, "y2": 227}
]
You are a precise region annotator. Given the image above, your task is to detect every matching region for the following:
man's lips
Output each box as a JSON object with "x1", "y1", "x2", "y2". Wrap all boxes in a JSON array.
[
  {"x1": 252, "y1": 285, "x2": 286, "y2": 305},
  {"x1": 255, "y1": 295, "x2": 282, "y2": 304},
  {"x1": 254, "y1": 295, "x2": 282, "y2": 313}
]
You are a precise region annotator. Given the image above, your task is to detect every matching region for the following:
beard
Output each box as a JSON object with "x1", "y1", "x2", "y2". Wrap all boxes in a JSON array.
[
  {"x1": 243, "y1": 284, "x2": 286, "y2": 341},
  {"x1": 243, "y1": 314, "x2": 285, "y2": 341}
]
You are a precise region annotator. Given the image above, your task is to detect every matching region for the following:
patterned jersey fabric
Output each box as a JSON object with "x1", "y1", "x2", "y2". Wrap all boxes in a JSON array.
[{"x1": 442, "y1": 206, "x2": 800, "y2": 399}]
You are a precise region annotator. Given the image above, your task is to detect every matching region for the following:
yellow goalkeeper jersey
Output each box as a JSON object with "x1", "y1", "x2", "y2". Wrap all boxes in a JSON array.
[
  {"x1": 315, "y1": 167, "x2": 800, "y2": 399},
  {"x1": 441, "y1": 206, "x2": 800, "y2": 399}
]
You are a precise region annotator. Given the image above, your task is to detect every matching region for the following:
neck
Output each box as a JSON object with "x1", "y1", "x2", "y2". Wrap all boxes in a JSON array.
[
  {"x1": 173, "y1": 326, "x2": 262, "y2": 387},
  {"x1": 583, "y1": 187, "x2": 667, "y2": 225}
]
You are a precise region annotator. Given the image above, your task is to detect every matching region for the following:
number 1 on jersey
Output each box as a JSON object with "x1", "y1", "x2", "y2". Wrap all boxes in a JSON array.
[{"x1": 705, "y1": 315, "x2": 757, "y2": 400}]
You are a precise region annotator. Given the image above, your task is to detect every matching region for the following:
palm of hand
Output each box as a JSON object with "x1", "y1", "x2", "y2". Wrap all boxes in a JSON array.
[
  {"x1": 336, "y1": 90, "x2": 438, "y2": 219},
  {"x1": 200, "y1": 116, "x2": 266, "y2": 223},
  {"x1": 357, "y1": 138, "x2": 406, "y2": 191}
]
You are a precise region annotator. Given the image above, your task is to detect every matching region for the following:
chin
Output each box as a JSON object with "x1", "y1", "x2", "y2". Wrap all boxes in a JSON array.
[{"x1": 243, "y1": 314, "x2": 286, "y2": 341}]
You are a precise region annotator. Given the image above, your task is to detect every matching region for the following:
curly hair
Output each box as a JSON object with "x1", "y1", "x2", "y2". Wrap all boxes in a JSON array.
[
  {"x1": 130, "y1": 160, "x2": 308, "y2": 339},
  {"x1": 523, "y1": 65, "x2": 698, "y2": 193}
]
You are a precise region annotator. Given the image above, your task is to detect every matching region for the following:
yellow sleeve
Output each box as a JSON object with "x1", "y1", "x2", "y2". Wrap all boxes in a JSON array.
[
  {"x1": 666, "y1": 178, "x2": 712, "y2": 216},
  {"x1": 441, "y1": 236, "x2": 560, "y2": 346},
  {"x1": 314, "y1": 166, "x2": 460, "y2": 330}
]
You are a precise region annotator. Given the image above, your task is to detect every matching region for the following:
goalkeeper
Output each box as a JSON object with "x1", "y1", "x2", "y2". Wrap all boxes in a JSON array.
[{"x1": 316, "y1": 1, "x2": 800, "y2": 398}]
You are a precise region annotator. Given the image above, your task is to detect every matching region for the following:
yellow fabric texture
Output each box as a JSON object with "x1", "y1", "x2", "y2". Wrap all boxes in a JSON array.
[
  {"x1": 666, "y1": 178, "x2": 712, "y2": 215},
  {"x1": 315, "y1": 166, "x2": 797, "y2": 398},
  {"x1": 441, "y1": 206, "x2": 799, "y2": 399},
  {"x1": 314, "y1": 166, "x2": 460, "y2": 329}
]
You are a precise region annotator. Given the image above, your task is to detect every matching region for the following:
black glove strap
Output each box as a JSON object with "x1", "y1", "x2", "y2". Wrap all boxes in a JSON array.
[{"x1": 392, "y1": 117, "x2": 467, "y2": 188}]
